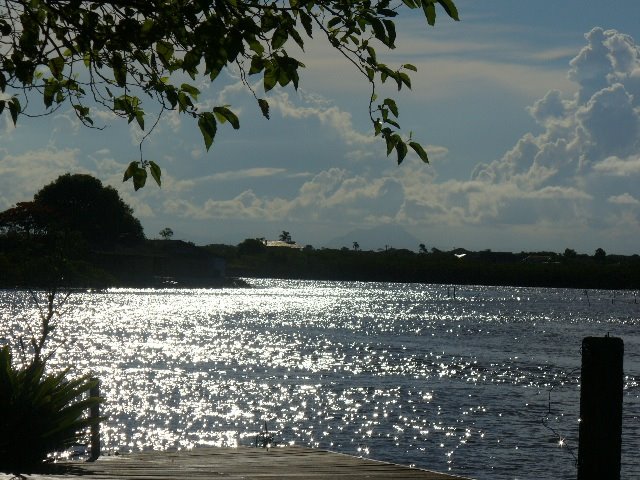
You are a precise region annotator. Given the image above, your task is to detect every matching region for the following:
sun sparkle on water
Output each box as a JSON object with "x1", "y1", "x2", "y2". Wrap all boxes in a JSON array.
[{"x1": 1, "y1": 281, "x2": 638, "y2": 480}]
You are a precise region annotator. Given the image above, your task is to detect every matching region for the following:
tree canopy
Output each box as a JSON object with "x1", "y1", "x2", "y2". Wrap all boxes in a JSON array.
[
  {"x1": 0, "y1": 173, "x2": 143, "y2": 286},
  {"x1": 279, "y1": 230, "x2": 292, "y2": 242},
  {"x1": 0, "y1": 0, "x2": 458, "y2": 189},
  {"x1": 32, "y1": 173, "x2": 144, "y2": 244}
]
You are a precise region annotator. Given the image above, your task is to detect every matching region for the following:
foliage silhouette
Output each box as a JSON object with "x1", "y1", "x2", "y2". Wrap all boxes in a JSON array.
[
  {"x1": 0, "y1": 347, "x2": 101, "y2": 471},
  {"x1": 206, "y1": 242, "x2": 640, "y2": 290},
  {"x1": 0, "y1": 0, "x2": 459, "y2": 188},
  {"x1": 279, "y1": 231, "x2": 292, "y2": 243},
  {"x1": 33, "y1": 173, "x2": 144, "y2": 245},
  {"x1": 159, "y1": 227, "x2": 174, "y2": 240},
  {"x1": 0, "y1": 287, "x2": 103, "y2": 472}
]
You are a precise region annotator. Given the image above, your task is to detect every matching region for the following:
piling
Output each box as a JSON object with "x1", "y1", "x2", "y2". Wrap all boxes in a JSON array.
[
  {"x1": 577, "y1": 336, "x2": 623, "y2": 480},
  {"x1": 88, "y1": 377, "x2": 101, "y2": 462}
]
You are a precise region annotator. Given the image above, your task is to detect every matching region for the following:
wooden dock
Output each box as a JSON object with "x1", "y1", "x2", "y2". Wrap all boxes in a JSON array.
[{"x1": 2, "y1": 447, "x2": 472, "y2": 479}]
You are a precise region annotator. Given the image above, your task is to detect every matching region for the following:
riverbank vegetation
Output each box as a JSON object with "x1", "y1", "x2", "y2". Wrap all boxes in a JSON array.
[
  {"x1": 209, "y1": 243, "x2": 640, "y2": 290},
  {"x1": 2, "y1": 173, "x2": 639, "y2": 290}
]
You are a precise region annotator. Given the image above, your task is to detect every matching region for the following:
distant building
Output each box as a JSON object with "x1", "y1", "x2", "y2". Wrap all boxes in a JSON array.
[{"x1": 264, "y1": 240, "x2": 304, "y2": 250}]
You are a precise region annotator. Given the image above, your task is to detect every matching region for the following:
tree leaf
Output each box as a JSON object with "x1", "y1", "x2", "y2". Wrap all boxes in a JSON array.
[
  {"x1": 156, "y1": 40, "x2": 174, "y2": 67},
  {"x1": 399, "y1": 72, "x2": 412, "y2": 89},
  {"x1": 409, "y1": 141, "x2": 429, "y2": 163},
  {"x1": 384, "y1": 118, "x2": 400, "y2": 129},
  {"x1": 250, "y1": 56, "x2": 265, "y2": 75},
  {"x1": 383, "y1": 98, "x2": 398, "y2": 117},
  {"x1": 385, "y1": 133, "x2": 398, "y2": 155},
  {"x1": 327, "y1": 17, "x2": 341, "y2": 29},
  {"x1": 43, "y1": 81, "x2": 57, "y2": 108},
  {"x1": 383, "y1": 20, "x2": 396, "y2": 46},
  {"x1": 289, "y1": 27, "x2": 305, "y2": 50},
  {"x1": 123, "y1": 161, "x2": 139, "y2": 182},
  {"x1": 422, "y1": 0, "x2": 436, "y2": 26},
  {"x1": 272, "y1": 26, "x2": 288, "y2": 49},
  {"x1": 198, "y1": 112, "x2": 217, "y2": 150},
  {"x1": 369, "y1": 17, "x2": 387, "y2": 44},
  {"x1": 48, "y1": 57, "x2": 65, "y2": 80},
  {"x1": 263, "y1": 62, "x2": 278, "y2": 91},
  {"x1": 133, "y1": 167, "x2": 147, "y2": 191},
  {"x1": 149, "y1": 161, "x2": 162, "y2": 187},
  {"x1": 437, "y1": 0, "x2": 460, "y2": 20},
  {"x1": 180, "y1": 83, "x2": 200, "y2": 100},
  {"x1": 300, "y1": 12, "x2": 313, "y2": 37},
  {"x1": 213, "y1": 106, "x2": 240, "y2": 129},
  {"x1": 258, "y1": 99, "x2": 270, "y2": 119},
  {"x1": 396, "y1": 139, "x2": 408, "y2": 164},
  {"x1": 112, "y1": 52, "x2": 126, "y2": 87},
  {"x1": 8, "y1": 97, "x2": 20, "y2": 126}
]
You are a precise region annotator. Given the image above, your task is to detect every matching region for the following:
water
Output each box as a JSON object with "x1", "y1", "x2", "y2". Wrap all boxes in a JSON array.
[{"x1": 1, "y1": 281, "x2": 638, "y2": 479}]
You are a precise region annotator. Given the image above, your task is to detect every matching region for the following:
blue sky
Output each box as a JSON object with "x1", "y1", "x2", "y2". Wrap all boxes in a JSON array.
[{"x1": 3, "y1": 0, "x2": 640, "y2": 253}]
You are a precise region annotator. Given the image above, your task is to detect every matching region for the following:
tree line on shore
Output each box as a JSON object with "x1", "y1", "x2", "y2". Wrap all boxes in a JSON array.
[
  {"x1": 2, "y1": 173, "x2": 640, "y2": 290},
  {"x1": 209, "y1": 238, "x2": 640, "y2": 290}
]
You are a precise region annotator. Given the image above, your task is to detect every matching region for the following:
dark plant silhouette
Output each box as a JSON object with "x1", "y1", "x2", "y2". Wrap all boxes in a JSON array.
[
  {"x1": 279, "y1": 231, "x2": 292, "y2": 243},
  {"x1": 1, "y1": 288, "x2": 103, "y2": 472},
  {"x1": 0, "y1": 347, "x2": 101, "y2": 471},
  {"x1": 0, "y1": 0, "x2": 459, "y2": 188},
  {"x1": 33, "y1": 174, "x2": 144, "y2": 245},
  {"x1": 159, "y1": 227, "x2": 174, "y2": 240}
]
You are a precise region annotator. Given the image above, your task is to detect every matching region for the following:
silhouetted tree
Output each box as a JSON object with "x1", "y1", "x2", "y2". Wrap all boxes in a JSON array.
[
  {"x1": 419, "y1": 243, "x2": 428, "y2": 254},
  {"x1": 594, "y1": 247, "x2": 606, "y2": 259},
  {"x1": 238, "y1": 238, "x2": 267, "y2": 255},
  {"x1": 279, "y1": 231, "x2": 292, "y2": 243},
  {"x1": 0, "y1": 202, "x2": 56, "y2": 237},
  {"x1": 353, "y1": 241, "x2": 360, "y2": 251},
  {"x1": 159, "y1": 227, "x2": 174, "y2": 240},
  {"x1": 34, "y1": 174, "x2": 144, "y2": 245},
  {"x1": 564, "y1": 248, "x2": 577, "y2": 259}
]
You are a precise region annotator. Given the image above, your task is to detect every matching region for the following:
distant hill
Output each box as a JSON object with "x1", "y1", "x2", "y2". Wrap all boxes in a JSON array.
[{"x1": 325, "y1": 224, "x2": 423, "y2": 251}]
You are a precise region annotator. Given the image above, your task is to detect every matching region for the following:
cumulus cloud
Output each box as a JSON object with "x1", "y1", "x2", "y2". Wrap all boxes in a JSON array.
[
  {"x1": 0, "y1": 147, "x2": 84, "y2": 208},
  {"x1": 464, "y1": 27, "x2": 640, "y2": 242},
  {"x1": 159, "y1": 166, "x2": 408, "y2": 227},
  {"x1": 7, "y1": 26, "x2": 640, "y2": 253},
  {"x1": 593, "y1": 155, "x2": 640, "y2": 175},
  {"x1": 268, "y1": 90, "x2": 376, "y2": 147},
  {"x1": 112, "y1": 27, "x2": 640, "y2": 251},
  {"x1": 159, "y1": 24, "x2": 640, "y2": 250},
  {"x1": 608, "y1": 193, "x2": 640, "y2": 205}
]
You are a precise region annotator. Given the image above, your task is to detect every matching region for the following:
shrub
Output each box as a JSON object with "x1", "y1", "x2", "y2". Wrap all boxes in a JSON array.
[{"x1": 0, "y1": 346, "x2": 101, "y2": 471}]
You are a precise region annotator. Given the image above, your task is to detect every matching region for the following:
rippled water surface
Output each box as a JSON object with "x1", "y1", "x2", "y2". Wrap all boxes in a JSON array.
[{"x1": 1, "y1": 281, "x2": 639, "y2": 479}]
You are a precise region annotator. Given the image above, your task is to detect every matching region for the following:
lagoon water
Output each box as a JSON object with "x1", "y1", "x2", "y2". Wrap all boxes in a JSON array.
[{"x1": 1, "y1": 280, "x2": 639, "y2": 479}]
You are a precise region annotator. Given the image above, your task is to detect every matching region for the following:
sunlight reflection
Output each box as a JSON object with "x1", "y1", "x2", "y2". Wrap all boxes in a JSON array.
[{"x1": 1, "y1": 283, "x2": 638, "y2": 480}]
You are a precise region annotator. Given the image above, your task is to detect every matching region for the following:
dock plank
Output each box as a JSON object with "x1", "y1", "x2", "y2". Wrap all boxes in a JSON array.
[{"x1": 1, "y1": 447, "x2": 472, "y2": 479}]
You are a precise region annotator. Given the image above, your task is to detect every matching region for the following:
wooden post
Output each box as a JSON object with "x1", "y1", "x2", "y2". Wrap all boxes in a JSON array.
[
  {"x1": 577, "y1": 336, "x2": 623, "y2": 480},
  {"x1": 88, "y1": 377, "x2": 101, "y2": 462}
]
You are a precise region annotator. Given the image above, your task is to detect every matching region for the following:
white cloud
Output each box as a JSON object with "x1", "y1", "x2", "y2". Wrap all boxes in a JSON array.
[
  {"x1": 268, "y1": 91, "x2": 376, "y2": 147},
  {"x1": 608, "y1": 193, "x2": 640, "y2": 205},
  {"x1": 0, "y1": 147, "x2": 84, "y2": 208},
  {"x1": 593, "y1": 155, "x2": 640, "y2": 176},
  {"x1": 207, "y1": 168, "x2": 288, "y2": 181},
  {"x1": 463, "y1": 27, "x2": 640, "y2": 236}
]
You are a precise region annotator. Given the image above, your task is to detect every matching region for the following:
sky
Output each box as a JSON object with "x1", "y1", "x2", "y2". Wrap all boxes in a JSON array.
[{"x1": 3, "y1": 0, "x2": 640, "y2": 254}]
